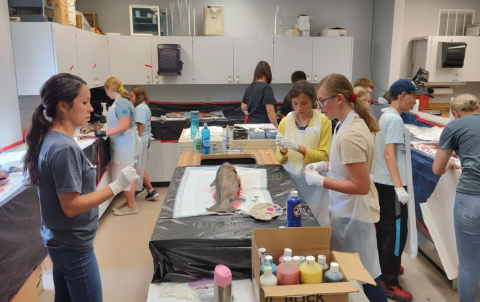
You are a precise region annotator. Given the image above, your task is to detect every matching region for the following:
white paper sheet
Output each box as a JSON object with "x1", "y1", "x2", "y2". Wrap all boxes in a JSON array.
[{"x1": 405, "y1": 124, "x2": 444, "y2": 142}]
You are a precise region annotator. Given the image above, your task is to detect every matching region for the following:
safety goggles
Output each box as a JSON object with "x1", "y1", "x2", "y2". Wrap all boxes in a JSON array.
[{"x1": 316, "y1": 95, "x2": 336, "y2": 108}]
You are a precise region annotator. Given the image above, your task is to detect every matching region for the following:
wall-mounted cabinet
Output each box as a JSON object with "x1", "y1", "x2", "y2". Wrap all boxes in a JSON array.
[
  {"x1": 233, "y1": 37, "x2": 274, "y2": 84},
  {"x1": 151, "y1": 36, "x2": 194, "y2": 84},
  {"x1": 312, "y1": 37, "x2": 353, "y2": 83},
  {"x1": 76, "y1": 29, "x2": 110, "y2": 88},
  {"x1": 273, "y1": 37, "x2": 313, "y2": 83},
  {"x1": 193, "y1": 37, "x2": 234, "y2": 84}
]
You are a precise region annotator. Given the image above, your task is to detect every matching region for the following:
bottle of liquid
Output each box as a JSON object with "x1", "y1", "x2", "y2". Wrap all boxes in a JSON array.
[
  {"x1": 258, "y1": 248, "x2": 266, "y2": 265},
  {"x1": 260, "y1": 266, "x2": 278, "y2": 287},
  {"x1": 222, "y1": 129, "x2": 228, "y2": 150},
  {"x1": 324, "y1": 262, "x2": 344, "y2": 283},
  {"x1": 299, "y1": 256, "x2": 323, "y2": 284},
  {"x1": 273, "y1": 5, "x2": 284, "y2": 37},
  {"x1": 276, "y1": 256, "x2": 299, "y2": 286},
  {"x1": 261, "y1": 255, "x2": 277, "y2": 276},
  {"x1": 201, "y1": 123, "x2": 210, "y2": 155},
  {"x1": 286, "y1": 191, "x2": 302, "y2": 227},
  {"x1": 317, "y1": 255, "x2": 329, "y2": 282},
  {"x1": 279, "y1": 248, "x2": 292, "y2": 264},
  {"x1": 299, "y1": 256, "x2": 306, "y2": 265},
  {"x1": 190, "y1": 111, "x2": 199, "y2": 138},
  {"x1": 293, "y1": 256, "x2": 302, "y2": 266},
  {"x1": 214, "y1": 264, "x2": 232, "y2": 302},
  {"x1": 194, "y1": 132, "x2": 202, "y2": 153}
]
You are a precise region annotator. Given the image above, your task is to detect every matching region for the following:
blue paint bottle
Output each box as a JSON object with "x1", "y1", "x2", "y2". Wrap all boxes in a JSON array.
[{"x1": 286, "y1": 190, "x2": 302, "y2": 227}]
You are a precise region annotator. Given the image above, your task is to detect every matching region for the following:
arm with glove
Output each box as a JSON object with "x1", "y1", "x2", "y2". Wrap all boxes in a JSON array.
[{"x1": 385, "y1": 144, "x2": 409, "y2": 204}]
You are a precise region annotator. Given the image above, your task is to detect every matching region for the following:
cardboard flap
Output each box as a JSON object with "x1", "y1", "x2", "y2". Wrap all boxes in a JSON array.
[
  {"x1": 332, "y1": 251, "x2": 376, "y2": 285},
  {"x1": 262, "y1": 283, "x2": 358, "y2": 297},
  {"x1": 253, "y1": 227, "x2": 331, "y2": 254}
]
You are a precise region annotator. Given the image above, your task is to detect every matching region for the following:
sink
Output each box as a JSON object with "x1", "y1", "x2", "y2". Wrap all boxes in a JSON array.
[{"x1": 200, "y1": 158, "x2": 257, "y2": 165}]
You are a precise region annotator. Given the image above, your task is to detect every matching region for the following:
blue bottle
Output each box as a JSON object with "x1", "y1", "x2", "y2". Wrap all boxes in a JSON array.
[
  {"x1": 286, "y1": 190, "x2": 302, "y2": 227},
  {"x1": 261, "y1": 255, "x2": 277, "y2": 276},
  {"x1": 190, "y1": 111, "x2": 199, "y2": 138},
  {"x1": 201, "y1": 123, "x2": 211, "y2": 155}
]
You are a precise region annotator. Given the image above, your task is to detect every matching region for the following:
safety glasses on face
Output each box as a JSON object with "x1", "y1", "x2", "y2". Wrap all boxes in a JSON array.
[{"x1": 316, "y1": 95, "x2": 336, "y2": 108}]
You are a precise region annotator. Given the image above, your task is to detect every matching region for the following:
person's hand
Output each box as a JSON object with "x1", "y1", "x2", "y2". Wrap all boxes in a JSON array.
[
  {"x1": 305, "y1": 171, "x2": 326, "y2": 187},
  {"x1": 305, "y1": 162, "x2": 329, "y2": 173},
  {"x1": 94, "y1": 129, "x2": 107, "y2": 137},
  {"x1": 276, "y1": 133, "x2": 287, "y2": 153},
  {"x1": 447, "y1": 161, "x2": 460, "y2": 170},
  {"x1": 280, "y1": 137, "x2": 299, "y2": 151},
  {"x1": 395, "y1": 187, "x2": 409, "y2": 205},
  {"x1": 109, "y1": 165, "x2": 140, "y2": 195}
]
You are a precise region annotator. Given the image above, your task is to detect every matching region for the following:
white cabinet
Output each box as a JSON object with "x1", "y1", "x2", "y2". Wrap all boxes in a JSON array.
[
  {"x1": 233, "y1": 37, "x2": 274, "y2": 84},
  {"x1": 161, "y1": 142, "x2": 179, "y2": 181},
  {"x1": 76, "y1": 29, "x2": 110, "y2": 88},
  {"x1": 193, "y1": 37, "x2": 234, "y2": 84},
  {"x1": 151, "y1": 37, "x2": 194, "y2": 84},
  {"x1": 312, "y1": 37, "x2": 353, "y2": 83},
  {"x1": 10, "y1": 23, "x2": 78, "y2": 95},
  {"x1": 108, "y1": 36, "x2": 152, "y2": 85},
  {"x1": 145, "y1": 140, "x2": 164, "y2": 182},
  {"x1": 273, "y1": 37, "x2": 313, "y2": 83},
  {"x1": 460, "y1": 37, "x2": 480, "y2": 82}
]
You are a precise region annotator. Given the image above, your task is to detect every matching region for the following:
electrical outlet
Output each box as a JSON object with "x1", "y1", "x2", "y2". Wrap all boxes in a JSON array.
[{"x1": 206, "y1": 96, "x2": 211, "y2": 104}]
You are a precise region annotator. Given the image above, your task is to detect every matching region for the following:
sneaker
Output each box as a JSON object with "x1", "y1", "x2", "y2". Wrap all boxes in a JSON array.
[
  {"x1": 145, "y1": 189, "x2": 159, "y2": 201},
  {"x1": 135, "y1": 189, "x2": 147, "y2": 198},
  {"x1": 400, "y1": 266, "x2": 404, "y2": 275},
  {"x1": 381, "y1": 280, "x2": 412, "y2": 302},
  {"x1": 112, "y1": 202, "x2": 127, "y2": 212},
  {"x1": 113, "y1": 205, "x2": 139, "y2": 216}
]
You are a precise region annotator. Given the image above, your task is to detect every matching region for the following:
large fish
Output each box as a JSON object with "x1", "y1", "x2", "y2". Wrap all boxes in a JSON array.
[{"x1": 207, "y1": 162, "x2": 242, "y2": 213}]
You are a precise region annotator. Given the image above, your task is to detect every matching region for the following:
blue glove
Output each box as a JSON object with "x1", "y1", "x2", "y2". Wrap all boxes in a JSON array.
[{"x1": 305, "y1": 171, "x2": 325, "y2": 187}]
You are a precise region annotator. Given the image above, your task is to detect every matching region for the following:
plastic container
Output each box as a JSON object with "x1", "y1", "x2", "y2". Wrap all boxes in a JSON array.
[
  {"x1": 194, "y1": 132, "x2": 202, "y2": 153},
  {"x1": 258, "y1": 248, "x2": 266, "y2": 265},
  {"x1": 279, "y1": 248, "x2": 292, "y2": 264},
  {"x1": 418, "y1": 95, "x2": 430, "y2": 110},
  {"x1": 299, "y1": 256, "x2": 305, "y2": 264},
  {"x1": 299, "y1": 256, "x2": 323, "y2": 284},
  {"x1": 260, "y1": 266, "x2": 278, "y2": 287},
  {"x1": 276, "y1": 256, "x2": 299, "y2": 285},
  {"x1": 293, "y1": 256, "x2": 302, "y2": 266},
  {"x1": 261, "y1": 255, "x2": 277, "y2": 276},
  {"x1": 324, "y1": 262, "x2": 344, "y2": 283},
  {"x1": 250, "y1": 128, "x2": 266, "y2": 139},
  {"x1": 201, "y1": 123, "x2": 211, "y2": 155},
  {"x1": 273, "y1": 5, "x2": 283, "y2": 37},
  {"x1": 286, "y1": 191, "x2": 302, "y2": 227},
  {"x1": 190, "y1": 111, "x2": 199, "y2": 138},
  {"x1": 317, "y1": 255, "x2": 329, "y2": 282},
  {"x1": 214, "y1": 264, "x2": 232, "y2": 302},
  {"x1": 265, "y1": 129, "x2": 278, "y2": 139}
]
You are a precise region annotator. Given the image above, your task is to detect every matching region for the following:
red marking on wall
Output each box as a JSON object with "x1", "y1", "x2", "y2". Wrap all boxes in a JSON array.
[
  {"x1": 70, "y1": 65, "x2": 74, "y2": 71},
  {"x1": 93, "y1": 64, "x2": 97, "y2": 69},
  {"x1": 145, "y1": 64, "x2": 152, "y2": 68}
]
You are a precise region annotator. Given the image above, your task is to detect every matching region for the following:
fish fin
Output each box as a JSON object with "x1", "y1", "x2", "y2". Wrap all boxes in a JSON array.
[
  {"x1": 231, "y1": 196, "x2": 244, "y2": 202},
  {"x1": 206, "y1": 201, "x2": 237, "y2": 213},
  {"x1": 210, "y1": 180, "x2": 215, "y2": 187}
]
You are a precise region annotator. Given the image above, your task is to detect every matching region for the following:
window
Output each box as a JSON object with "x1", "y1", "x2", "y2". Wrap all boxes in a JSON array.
[{"x1": 438, "y1": 10, "x2": 475, "y2": 36}]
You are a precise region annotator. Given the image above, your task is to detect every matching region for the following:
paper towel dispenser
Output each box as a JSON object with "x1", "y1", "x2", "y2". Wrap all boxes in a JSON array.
[
  {"x1": 441, "y1": 42, "x2": 467, "y2": 68},
  {"x1": 157, "y1": 44, "x2": 183, "y2": 75}
]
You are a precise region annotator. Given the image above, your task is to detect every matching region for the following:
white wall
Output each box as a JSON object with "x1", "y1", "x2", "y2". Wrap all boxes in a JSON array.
[
  {"x1": 430, "y1": 83, "x2": 480, "y2": 104},
  {"x1": 18, "y1": 96, "x2": 42, "y2": 131},
  {"x1": 0, "y1": 0, "x2": 22, "y2": 149}
]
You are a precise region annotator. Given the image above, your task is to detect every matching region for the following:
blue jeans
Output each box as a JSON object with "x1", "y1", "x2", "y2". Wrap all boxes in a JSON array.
[
  {"x1": 47, "y1": 246, "x2": 103, "y2": 302},
  {"x1": 454, "y1": 192, "x2": 480, "y2": 302},
  {"x1": 363, "y1": 277, "x2": 388, "y2": 302}
]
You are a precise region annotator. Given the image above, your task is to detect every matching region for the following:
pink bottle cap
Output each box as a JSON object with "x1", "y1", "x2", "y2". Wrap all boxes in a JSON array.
[{"x1": 214, "y1": 265, "x2": 232, "y2": 286}]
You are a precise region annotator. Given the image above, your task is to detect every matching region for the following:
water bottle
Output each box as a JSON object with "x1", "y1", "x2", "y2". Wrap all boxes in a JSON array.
[
  {"x1": 194, "y1": 132, "x2": 202, "y2": 153},
  {"x1": 286, "y1": 190, "x2": 302, "y2": 227},
  {"x1": 190, "y1": 111, "x2": 199, "y2": 138},
  {"x1": 214, "y1": 265, "x2": 232, "y2": 302},
  {"x1": 201, "y1": 123, "x2": 211, "y2": 155}
]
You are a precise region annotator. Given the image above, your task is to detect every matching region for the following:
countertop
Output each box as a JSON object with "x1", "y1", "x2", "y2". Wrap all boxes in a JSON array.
[{"x1": 177, "y1": 149, "x2": 279, "y2": 166}]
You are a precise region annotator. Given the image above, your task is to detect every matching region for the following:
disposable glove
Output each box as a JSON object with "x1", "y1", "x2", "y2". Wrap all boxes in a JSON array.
[
  {"x1": 305, "y1": 161, "x2": 329, "y2": 173},
  {"x1": 94, "y1": 129, "x2": 107, "y2": 137},
  {"x1": 305, "y1": 171, "x2": 326, "y2": 187},
  {"x1": 395, "y1": 187, "x2": 409, "y2": 205},
  {"x1": 280, "y1": 137, "x2": 299, "y2": 151},
  {"x1": 276, "y1": 133, "x2": 287, "y2": 153},
  {"x1": 109, "y1": 165, "x2": 140, "y2": 195}
]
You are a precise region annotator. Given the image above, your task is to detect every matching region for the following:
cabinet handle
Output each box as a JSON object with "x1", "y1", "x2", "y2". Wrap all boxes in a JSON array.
[
  {"x1": 155, "y1": 76, "x2": 159, "y2": 83},
  {"x1": 307, "y1": 75, "x2": 311, "y2": 82},
  {"x1": 236, "y1": 76, "x2": 239, "y2": 83},
  {"x1": 228, "y1": 76, "x2": 232, "y2": 83},
  {"x1": 314, "y1": 74, "x2": 318, "y2": 82},
  {"x1": 147, "y1": 76, "x2": 150, "y2": 84}
]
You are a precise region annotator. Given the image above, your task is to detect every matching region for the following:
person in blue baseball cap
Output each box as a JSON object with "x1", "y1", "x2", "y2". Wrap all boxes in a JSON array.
[{"x1": 372, "y1": 78, "x2": 423, "y2": 301}]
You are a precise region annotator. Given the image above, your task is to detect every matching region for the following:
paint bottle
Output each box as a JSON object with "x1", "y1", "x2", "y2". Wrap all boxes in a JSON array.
[
  {"x1": 299, "y1": 256, "x2": 323, "y2": 284},
  {"x1": 258, "y1": 248, "x2": 266, "y2": 265},
  {"x1": 190, "y1": 110, "x2": 199, "y2": 138},
  {"x1": 324, "y1": 262, "x2": 344, "y2": 283},
  {"x1": 201, "y1": 123, "x2": 211, "y2": 155},
  {"x1": 286, "y1": 190, "x2": 302, "y2": 227},
  {"x1": 317, "y1": 255, "x2": 329, "y2": 282},
  {"x1": 214, "y1": 264, "x2": 232, "y2": 302},
  {"x1": 298, "y1": 256, "x2": 305, "y2": 264},
  {"x1": 293, "y1": 256, "x2": 302, "y2": 266},
  {"x1": 276, "y1": 256, "x2": 299, "y2": 286},
  {"x1": 260, "y1": 266, "x2": 278, "y2": 287},
  {"x1": 278, "y1": 248, "x2": 292, "y2": 264},
  {"x1": 261, "y1": 255, "x2": 277, "y2": 276},
  {"x1": 194, "y1": 132, "x2": 202, "y2": 153}
]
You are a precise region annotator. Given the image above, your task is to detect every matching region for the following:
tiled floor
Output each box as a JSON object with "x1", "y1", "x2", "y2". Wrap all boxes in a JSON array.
[{"x1": 39, "y1": 187, "x2": 473, "y2": 301}]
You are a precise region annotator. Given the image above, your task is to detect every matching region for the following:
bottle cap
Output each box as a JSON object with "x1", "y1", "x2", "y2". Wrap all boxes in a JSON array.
[
  {"x1": 279, "y1": 226, "x2": 286, "y2": 228},
  {"x1": 258, "y1": 248, "x2": 266, "y2": 253},
  {"x1": 317, "y1": 255, "x2": 326, "y2": 264},
  {"x1": 264, "y1": 255, "x2": 273, "y2": 264},
  {"x1": 283, "y1": 256, "x2": 293, "y2": 264},
  {"x1": 263, "y1": 266, "x2": 272, "y2": 274},
  {"x1": 291, "y1": 190, "x2": 298, "y2": 197},
  {"x1": 299, "y1": 256, "x2": 305, "y2": 262},
  {"x1": 284, "y1": 248, "x2": 292, "y2": 257},
  {"x1": 330, "y1": 262, "x2": 340, "y2": 273},
  {"x1": 214, "y1": 265, "x2": 232, "y2": 286},
  {"x1": 203, "y1": 123, "x2": 208, "y2": 128},
  {"x1": 292, "y1": 256, "x2": 301, "y2": 266},
  {"x1": 191, "y1": 110, "x2": 199, "y2": 113},
  {"x1": 306, "y1": 256, "x2": 315, "y2": 264}
]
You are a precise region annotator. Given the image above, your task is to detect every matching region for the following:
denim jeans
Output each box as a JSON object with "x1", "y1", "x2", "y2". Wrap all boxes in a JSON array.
[
  {"x1": 454, "y1": 192, "x2": 480, "y2": 302},
  {"x1": 47, "y1": 246, "x2": 103, "y2": 302}
]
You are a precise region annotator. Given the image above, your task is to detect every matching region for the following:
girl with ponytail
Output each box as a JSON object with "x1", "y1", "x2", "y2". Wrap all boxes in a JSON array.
[
  {"x1": 305, "y1": 74, "x2": 386, "y2": 301},
  {"x1": 23, "y1": 73, "x2": 138, "y2": 302}
]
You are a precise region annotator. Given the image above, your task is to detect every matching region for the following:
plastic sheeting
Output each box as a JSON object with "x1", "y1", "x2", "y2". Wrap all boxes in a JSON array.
[{"x1": 149, "y1": 165, "x2": 320, "y2": 283}]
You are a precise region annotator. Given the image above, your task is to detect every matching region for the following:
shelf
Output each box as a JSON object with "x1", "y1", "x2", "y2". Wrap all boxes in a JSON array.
[
  {"x1": 134, "y1": 16, "x2": 156, "y2": 19},
  {"x1": 134, "y1": 23, "x2": 158, "y2": 25}
]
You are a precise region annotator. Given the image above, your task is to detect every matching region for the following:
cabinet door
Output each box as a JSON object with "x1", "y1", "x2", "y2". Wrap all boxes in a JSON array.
[
  {"x1": 76, "y1": 30, "x2": 110, "y2": 88},
  {"x1": 193, "y1": 37, "x2": 234, "y2": 84},
  {"x1": 108, "y1": 36, "x2": 152, "y2": 85},
  {"x1": 161, "y1": 142, "x2": 179, "y2": 181},
  {"x1": 145, "y1": 140, "x2": 163, "y2": 182},
  {"x1": 53, "y1": 24, "x2": 79, "y2": 76},
  {"x1": 233, "y1": 37, "x2": 274, "y2": 84},
  {"x1": 430, "y1": 36, "x2": 465, "y2": 82},
  {"x1": 273, "y1": 37, "x2": 313, "y2": 83},
  {"x1": 462, "y1": 37, "x2": 480, "y2": 82},
  {"x1": 151, "y1": 36, "x2": 194, "y2": 84},
  {"x1": 312, "y1": 37, "x2": 353, "y2": 83}
]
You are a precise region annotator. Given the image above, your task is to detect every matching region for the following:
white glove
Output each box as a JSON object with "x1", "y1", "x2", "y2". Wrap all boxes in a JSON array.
[
  {"x1": 109, "y1": 165, "x2": 140, "y2": 195},
  {"x1": 305, "y1": 162, "x2": 329, "y2": 173},
  {"x1": 395, "y1": 187, "x2": 409, "y2": 205},
  {"x1": 280, "y1": 137, "x2": 299, "y2": 151},
  {"x1": 305, "y1": 171, "x2": 326, "y2": 187},
  {"x1": 243, "y1": 111, "x2": 249, "y2": 116},
  {"x1": 276, "y1": 133, "x2": 286, "y2": 152}
]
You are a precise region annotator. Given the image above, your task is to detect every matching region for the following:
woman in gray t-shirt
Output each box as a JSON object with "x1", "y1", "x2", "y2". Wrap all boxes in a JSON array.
[
  {"x1": 433, "y1": 94, "x2": 480, "y2": 302},
  {"x1": 23, "y1": 74, "x2": 138, "y2": 302}
]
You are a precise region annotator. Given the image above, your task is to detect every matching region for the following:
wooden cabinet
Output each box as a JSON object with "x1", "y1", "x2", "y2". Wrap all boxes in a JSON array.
[
  {"x1": 312, "y1": 37, "x2": 353, "y2": 83},
  {"x1": 233, "y1": 37, "x2": 274, "y2": 84},
  {"x1": 76, "y1": 29, "x2": 110, "y2": 88},
  {"x1": 193, "y1": 37, "x2": 234, "y2": 84},
  {"x1": 150, "y1": 36, "x2": 194, "y2": 84},
  {"x1": 273, "y1": 37, "x2": 313, "y2": 83},
  {"x1": 108, "y1": 36, "x2": 153, "y2": 85}
]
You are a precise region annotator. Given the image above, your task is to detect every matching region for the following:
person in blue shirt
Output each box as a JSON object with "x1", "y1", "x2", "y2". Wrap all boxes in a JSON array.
[
  {"x1": 23, "y1": 73, "x2": 138, "y2": 301},
  {"x1": 130, "y1": 86, "x2": 159, "y2": 201}
]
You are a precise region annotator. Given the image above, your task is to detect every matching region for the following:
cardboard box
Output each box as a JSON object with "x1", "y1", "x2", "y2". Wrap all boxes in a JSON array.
[
  {"x1": 51, "y1": 0, "x2": 69, "y2": 26},
  {"x1": 320, "y1": 26, "x2": 347, "y2": 37},
  {"x1": 11, "y1": 266, "x2": 43, "y2": 302},
  {"x1": 41, "y1": 255, "x2": 53, "y2": 274},
  {"x1": 284, "y1": 29, "x2": 300, "y2": 37},
  {"x1": 251, "y1": 227, "x2": 375, "y2": 302},
  {"x1": 34, "y1": 265, "x2": 44, "y2": 295}
]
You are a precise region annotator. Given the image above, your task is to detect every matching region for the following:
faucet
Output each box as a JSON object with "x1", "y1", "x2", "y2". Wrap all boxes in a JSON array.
[
  {"x1": 225, "y1": 126, "x2": 233, "y2": 150},
  {"x1": 237, "y1": 142, "x2": 246, "y2": 152}
]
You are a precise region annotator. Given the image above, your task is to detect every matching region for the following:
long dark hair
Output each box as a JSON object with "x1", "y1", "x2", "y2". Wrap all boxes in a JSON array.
[
  {"x1": 251, "y1": 61, "x2": 272, "y2": 85},
  {"x1": 288, "y1": 80, "x2": 316, "y2": 109},
  {"x1": 130, "y1": 86, "x2": 150, "y2": 107},
  {"x1": 23, "y1": 73, "x2": 87, "y2": 185}
]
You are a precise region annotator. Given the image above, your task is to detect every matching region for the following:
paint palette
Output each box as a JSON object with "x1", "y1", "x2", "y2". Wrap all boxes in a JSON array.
[{"x1": 249, "y1": 203, "x2": 283, "y2": 221}]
